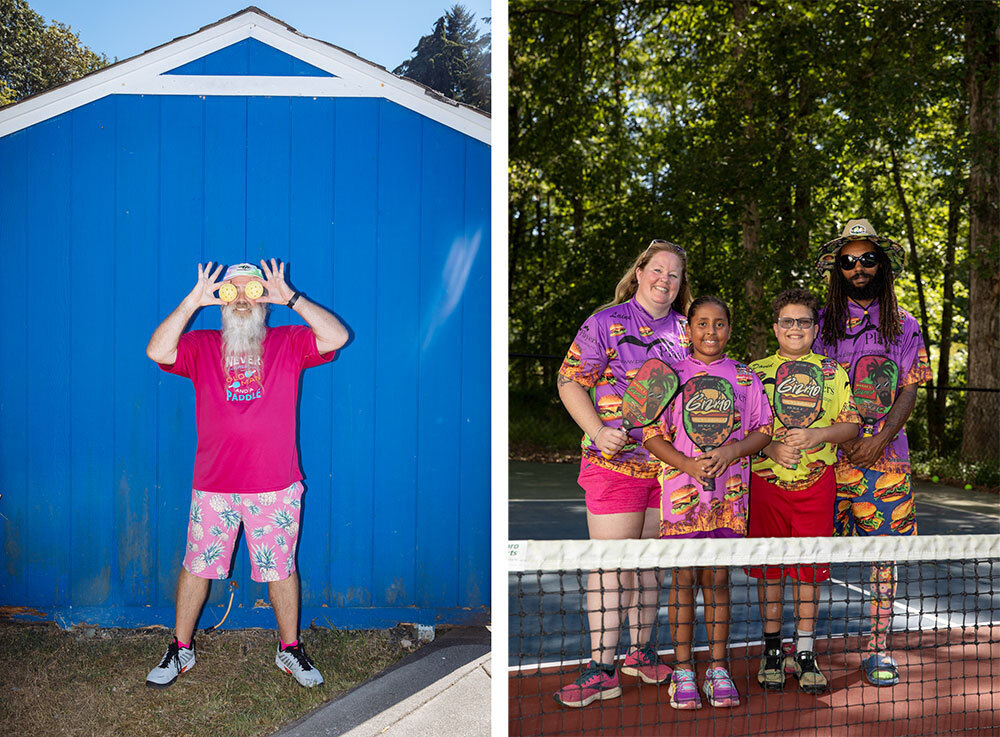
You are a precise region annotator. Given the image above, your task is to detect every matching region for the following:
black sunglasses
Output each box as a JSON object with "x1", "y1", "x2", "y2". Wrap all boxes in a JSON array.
[{"x1": 839, "y1": 252, "x2": 878, "y2": 270}]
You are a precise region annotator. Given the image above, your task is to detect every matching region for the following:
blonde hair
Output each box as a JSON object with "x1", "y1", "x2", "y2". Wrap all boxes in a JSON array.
[{"x1": 596, "y1": 240, "x2": 692, "y2": 315}]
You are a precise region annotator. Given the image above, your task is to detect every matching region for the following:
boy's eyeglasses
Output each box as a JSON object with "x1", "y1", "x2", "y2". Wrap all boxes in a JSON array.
[
  {"x1": 648, "y1": 239, "x2": 687, "y2": 257},
  {"x1": 838, "y1": 252, "x2": 878, "y2": 270},
  {"x1": 776, "y1": 317, "x2": 816, "y2": 330}
]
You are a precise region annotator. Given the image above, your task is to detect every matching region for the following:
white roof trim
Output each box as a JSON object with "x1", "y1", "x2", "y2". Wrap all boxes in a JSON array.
[{"x1": 0, "y1": 8, "x2": 490, "y2": 144}]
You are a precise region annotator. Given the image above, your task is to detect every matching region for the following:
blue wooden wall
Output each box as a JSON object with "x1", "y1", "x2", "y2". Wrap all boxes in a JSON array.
[{"x1": 0, "y1": 94, "x2": 490, "y2": 629}]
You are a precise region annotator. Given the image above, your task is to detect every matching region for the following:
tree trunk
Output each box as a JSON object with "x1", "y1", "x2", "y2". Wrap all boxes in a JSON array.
[
  {"x1": 961, "y1": 6, "x2": 1000, "y2": 462},
  {"x1": 732, "y1": 0, "x2": 768, "y2": 360},
  {"x1": 888, "y1": 146, "x2": 937, "y2": 442},
  {"x1": 933, "y1": 187, "x2": 959, "y2": 452}
]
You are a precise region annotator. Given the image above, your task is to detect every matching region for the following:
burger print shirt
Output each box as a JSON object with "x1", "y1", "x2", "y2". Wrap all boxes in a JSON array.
[
  {"x1": 643, "y1": 355, "x2": 773, "y2": 537},
  {"x1": 813, "y1": 299, "x2": 931, "y2": 474},
  {"x1": 559, "y1": 298, "x2": 690, "y2": 478},
  {"x1": 750, "y1": 351, "x2": 860, "y2": 491}
]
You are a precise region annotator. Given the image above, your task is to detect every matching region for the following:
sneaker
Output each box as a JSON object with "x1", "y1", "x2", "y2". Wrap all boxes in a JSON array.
[
  {"x1": 703, "y1": 667, "x2": 740, "y2": 707},
  {"x1": 758, "y1": 648, "x2": 786, "y2": 690},
  {"x1": 275, "y1": 642, "x2": 324, "y2": 688},
  {"x1": 621, "y1": 645, "x2": 673, "y2": 684},
  {"x1": 668, "y1": 669, "x2": 702, "y2": 710},
  {"x1": 146, "y1": 638, "x2": 195, "y2": 688},
  {"x1": 790, "y1": 650, "x2": 828, "y2": 694},
  {"x1": 553, "y1": 661, "x2": 621, "y2": 708}
]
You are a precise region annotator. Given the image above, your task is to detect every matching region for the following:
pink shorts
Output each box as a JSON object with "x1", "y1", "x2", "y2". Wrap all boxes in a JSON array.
[
  {"x1": 183, "y1": 481, "x2": 303, "y2": 583},
  {"x1": 579, "y1": 459, "x2": 660, "y2": 515}
]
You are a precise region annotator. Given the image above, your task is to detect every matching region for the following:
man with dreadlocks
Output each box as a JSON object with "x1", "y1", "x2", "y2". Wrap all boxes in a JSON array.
[{"x1": 813, "y1": 219, "x2": 931, "y2": 688}]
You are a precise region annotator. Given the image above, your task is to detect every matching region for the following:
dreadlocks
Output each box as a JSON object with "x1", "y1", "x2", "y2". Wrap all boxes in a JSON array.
[{"x1": 821, "y1": 244, "x2": 902, "y2": 346}]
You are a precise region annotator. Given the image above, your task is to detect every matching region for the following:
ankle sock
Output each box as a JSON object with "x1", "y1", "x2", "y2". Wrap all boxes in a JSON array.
[
  {"x1": 280, "y1": 639, "x2": 299, "y2": 650},
  {"x1": 796, "y1": 630, "x2": 814, "y2": 653},
  {"x1": 175, "y1": 638, "x2": 191, "y2": 650},
  {"x1": 764, "y1": 631, "x2": 782, "y2": 654}
]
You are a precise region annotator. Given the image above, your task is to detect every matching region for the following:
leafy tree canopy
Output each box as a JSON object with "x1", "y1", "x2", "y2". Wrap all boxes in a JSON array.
[
  {"x1": 394, "y1": 4, "x2": 491, "y2": 112},
  {"x1": 0, "y1": 0, "x2": 108, "y2": 107}
]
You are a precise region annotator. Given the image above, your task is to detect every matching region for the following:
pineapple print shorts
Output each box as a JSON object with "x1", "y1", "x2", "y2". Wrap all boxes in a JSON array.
[{"x1": 183, "y1": 481, "x2": 303, "y2": 582}]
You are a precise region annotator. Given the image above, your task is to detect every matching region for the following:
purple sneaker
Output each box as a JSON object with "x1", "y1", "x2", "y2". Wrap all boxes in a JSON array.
[
  {"x1": 553, "y1": 661, "x2": 621, "y2": 708},
  {"x1": 703, "y1": 667, "x2": 740, "y2": 707},
  {"x1": 668, "y1": 669, "x2": 702, "y2": 710}
]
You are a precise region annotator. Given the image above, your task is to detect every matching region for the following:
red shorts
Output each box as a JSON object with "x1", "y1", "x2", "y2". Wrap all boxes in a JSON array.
[
  {"x1": 579, "y1": 459, "x2": 660, "y2": 515},
  {"x1": 745, "y1": 466, "x2": 836, "y2": 583}
]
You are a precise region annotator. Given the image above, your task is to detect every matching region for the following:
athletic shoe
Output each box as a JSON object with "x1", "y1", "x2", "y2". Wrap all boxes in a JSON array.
[
  {"x1": 553, "y1": 661, "x2": 621, "y2": 707},
  {"x1": 758, "y1": 647, "x2": 786, "y2": 690},
  {"x1": 275, "y1": 642, "x2": 324, "y2": 688},
  {"x1": 668, "y1": 669, "x2": 702, "y2": 710},
  {"x1": 861, "y1": 651, "x2": 900, "y2": 687},
  {"x1": 790, "y1": 650, "x2": 828, "y2": 694},
  {"x1": 146, "y1": 638, "x2": 195, "y2": 688},
  {"x1": 620, "y1": 645, "x2": 673, "y2": 684},
  {"x1": 702, "y1": 667, "x2": 740, "y2": 707}
]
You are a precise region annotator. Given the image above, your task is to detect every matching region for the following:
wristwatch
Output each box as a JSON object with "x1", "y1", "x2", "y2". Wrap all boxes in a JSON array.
[{"x1": 287, "y1": 292, "x2": 302, "y2": 308}]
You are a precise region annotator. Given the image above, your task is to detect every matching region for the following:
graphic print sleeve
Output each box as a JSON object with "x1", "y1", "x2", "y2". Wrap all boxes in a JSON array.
[
  {"x1": 558, "y1": 313, "x2": 608, "y2": 389},
  {"x1": 833, "y1": 364, "x2": 861, "y2": 425},
  {"x1": 744, "y1": 371, "x2": 774, "y2": 437},
  {"x1": 899, "y1": 312, "x2": 932, "y2": 388}
]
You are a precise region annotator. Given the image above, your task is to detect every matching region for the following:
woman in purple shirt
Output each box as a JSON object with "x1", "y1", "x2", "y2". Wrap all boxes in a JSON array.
[{"x1": 554, "y1": 240, "x2": 691, "y2": 707}]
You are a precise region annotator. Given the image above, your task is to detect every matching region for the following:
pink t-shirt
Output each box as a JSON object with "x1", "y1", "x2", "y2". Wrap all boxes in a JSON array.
[{"x1": 159, "y1": 325, "x2": 335, "y2": 493}]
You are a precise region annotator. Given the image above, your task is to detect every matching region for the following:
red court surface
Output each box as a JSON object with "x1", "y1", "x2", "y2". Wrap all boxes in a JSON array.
[{"x1": 509, "y1": 628, "x2": 1000, "y2": 736}]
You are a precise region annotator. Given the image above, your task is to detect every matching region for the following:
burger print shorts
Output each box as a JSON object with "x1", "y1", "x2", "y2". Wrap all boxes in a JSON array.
[
  {"x1": 834, "y1": 467, "x2": 916, "y2": 537},
  {"x1": 183, "y1": 481, "x2": 303, "y2": 582}
]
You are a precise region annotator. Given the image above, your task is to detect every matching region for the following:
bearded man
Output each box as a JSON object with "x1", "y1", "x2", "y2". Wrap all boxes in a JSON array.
[
  {"x1": 144, "y1": 260, "x2": 348, "y2": 689},
  {"x1": 813, "y1": 220, "x2": 931, "y2": 688}
]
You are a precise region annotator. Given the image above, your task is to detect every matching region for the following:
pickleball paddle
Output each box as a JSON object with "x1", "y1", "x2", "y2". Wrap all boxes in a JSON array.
[
  {"x1": 773, "y1": 360, "x2": 825, "y2": 469},
  {"x1": 601, "y1": 358, "x2": 680, "y2": 459},
  {"x1": 852, "y1": 355, "x2": 899, "y2": 437},
  {"x1": 682, "y1": 375, "x2": 736, "y2": 491}
]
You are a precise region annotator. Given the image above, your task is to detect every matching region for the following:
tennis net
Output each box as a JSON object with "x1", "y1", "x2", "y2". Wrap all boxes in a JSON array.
[{"x1": 508, "y1": 534, "x2": 1000, "y2": 736}]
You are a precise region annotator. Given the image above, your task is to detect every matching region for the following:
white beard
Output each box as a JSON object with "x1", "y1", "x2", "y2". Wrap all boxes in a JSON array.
[{"x1": 221, "y1": 302, "x2": 267, "y2": 369}]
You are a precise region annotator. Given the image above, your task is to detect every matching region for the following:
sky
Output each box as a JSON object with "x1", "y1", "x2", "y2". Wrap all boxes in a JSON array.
[{"x1": 27, "y1": 0, "x2": 493, "y2": 71}]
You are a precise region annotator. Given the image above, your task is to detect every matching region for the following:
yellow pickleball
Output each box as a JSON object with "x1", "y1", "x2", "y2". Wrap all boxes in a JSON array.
[
  {"x1": 219, "y1": 283, "x2": 238, "y2": 302},
  {"x1": 244, "y1": 280, "x2": 264, "y2": 299}
]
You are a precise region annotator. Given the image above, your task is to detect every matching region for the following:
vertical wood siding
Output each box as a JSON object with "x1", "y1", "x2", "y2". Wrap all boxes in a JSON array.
[{"x1": 0, "y1": 94, "x2": 490, "y2": 628}]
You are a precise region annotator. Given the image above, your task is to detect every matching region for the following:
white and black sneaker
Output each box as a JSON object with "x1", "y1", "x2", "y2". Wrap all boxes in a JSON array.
[
  {"x1": 146, "y1": 638, "x2": 196, "y2": 688},
  {"x1": 275, "y1": 642, "x2": 324, "y2": 688}
]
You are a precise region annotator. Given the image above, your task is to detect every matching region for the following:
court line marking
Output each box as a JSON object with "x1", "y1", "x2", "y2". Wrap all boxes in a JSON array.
[
  {"x1": 827, "y1": 574, "x2": 960, "y2": 629},
  {"x1": 916, "y1": 499, "x2": 1000, "y2": 520}
]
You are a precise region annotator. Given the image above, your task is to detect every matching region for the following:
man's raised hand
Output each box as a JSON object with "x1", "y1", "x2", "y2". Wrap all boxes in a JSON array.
[
  {"x1": 191, "y1": 262, "x2": 225, "y2": 306},
  {"x1": 258, "y1": 258, "x2": 296, "y2": 305}
]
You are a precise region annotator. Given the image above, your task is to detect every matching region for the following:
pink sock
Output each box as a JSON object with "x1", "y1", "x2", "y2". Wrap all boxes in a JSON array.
[
  {"x1": 281, "y1": 639, "x2": 298, "y2": 650},
  {"x1": 176, "y1": 639, "x2": 191, "y2": 650}
]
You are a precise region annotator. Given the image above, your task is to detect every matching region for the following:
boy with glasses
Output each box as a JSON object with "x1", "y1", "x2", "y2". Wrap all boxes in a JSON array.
[{"x1": 748, "y1": 289, "x2": 860, "y2": 694}]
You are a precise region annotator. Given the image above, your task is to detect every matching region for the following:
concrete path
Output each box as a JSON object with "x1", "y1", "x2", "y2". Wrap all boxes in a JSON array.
[{"x1": 272, "y1": 626, "x2": 490, "y2": 737}]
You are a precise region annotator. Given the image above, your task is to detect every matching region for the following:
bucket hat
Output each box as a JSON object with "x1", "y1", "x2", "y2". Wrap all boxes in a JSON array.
[{"x1": 814, "y1": 219, "x2": 905, "y2": 276}]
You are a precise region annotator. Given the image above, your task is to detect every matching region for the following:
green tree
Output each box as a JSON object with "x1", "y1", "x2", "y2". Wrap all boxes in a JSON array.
[
  {"x1": 394, "y1": 4, "x2": 491, "y2": 112},
  {"x1": 0, "y1": 0, "x2": 108, "y2": 106},
  {"x1": 509, "y1": 0, "x2": 995, "y2": 462}
]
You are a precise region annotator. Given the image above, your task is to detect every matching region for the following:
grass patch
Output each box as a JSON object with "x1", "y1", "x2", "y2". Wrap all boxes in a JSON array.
[{"x1": 0, "y1": 622, "x2": 409, "y2": 737}]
